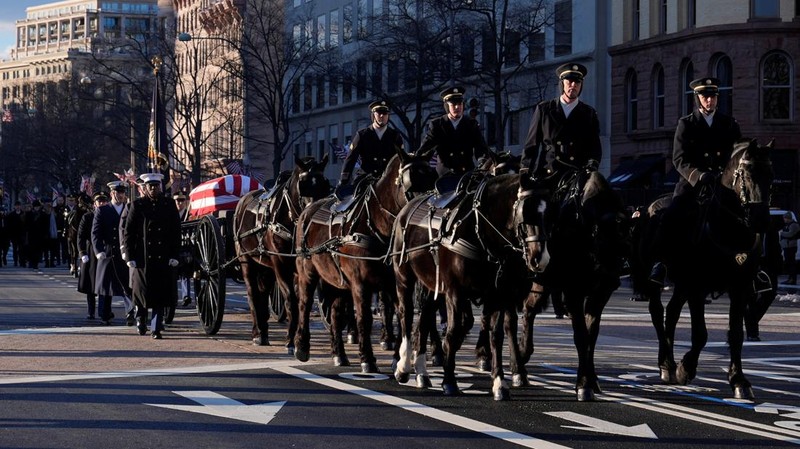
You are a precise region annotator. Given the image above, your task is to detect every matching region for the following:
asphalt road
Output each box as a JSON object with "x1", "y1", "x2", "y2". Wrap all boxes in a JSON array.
[{"x1": 1, "y1": 263, "x2": 799, "y2": 449}]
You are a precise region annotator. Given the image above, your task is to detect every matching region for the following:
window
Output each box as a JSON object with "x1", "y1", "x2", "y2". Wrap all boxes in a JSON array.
[
  {"x1": 329, "y1": 75, "x2": 339, "y2": 106},
  {"x1": 632, "y1": 0, "x2": 640, "y2": 40},
  {"x1": 356, "y1": 60, "x2": 367, "y2": 99},
  {"x1": 687, "y1": 0, "x2": 696, "y2": 27},
  {"x1": 357, "y1": 0, "x2": 368, "y2": 40},
  {"x1": 304, "y1": 75, "x2": 313, "y2": 111},
  {"x1": 713, "y1": 55, "x2": 733, "y2": 116},
  {"x1": 317, "y1": 14, "x2": 326, "y2": 50},
  {"x1": 316, "y1": 76, "x2": 325, "y2": 109},
  {"x1": 653, "y1": 65, "x2": 665, "y2": 128},
  {"x1": 330, "y1": 9, "x2": 339, "y2": 48},
  {"x1": 625, "y1": 69, "x2": 638, "y2": 132},
  {"x1": 761, "y1": 51, "x2": 793, "y2": 121},
  {"x1": 554, "y1": 1, "x2": 572, "y2": 57},
  {"x1": 343, "y1": 5, "x2": 353, "y2": 44},
  {"x1": 371, "y1": 58, "x2": 382, "y2": 94},
  {"x1": 659, "y1": 0, "x2": 667, "y2": 34},
  {"x1": 751, "y1": 0, "x2": 780, "y2": 18},
  {"x1": 527, "y1": 31, "x2": 544, "y2": 62},
  {"x1": 387, "y1": 58, "x2": 399, "y2": 93},
  {"x1": 680, "y1": 59, "x2": 694, "y2": 116}
]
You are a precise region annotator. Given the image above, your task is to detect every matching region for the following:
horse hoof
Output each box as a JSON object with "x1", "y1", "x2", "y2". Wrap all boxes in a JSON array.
[
  {"x1": 512, "y1": 373, "x2": 530, "y2": 387},
  {"x1": 430, "y1": 354, "x2": 444, "y2": 367},
  {"x1": 477, "y1": 359, "x2": 491, "y2": 372},
  {"x1": 285, "y1": 344, "x2": 295, "y2": 356},
  {"x1": 416, "y1": 374, "x2": 432, "y2": 388},
  {"x1": 295, "y1": 348, "x2": 309, "y2": 363},
  {"x1": 660, "y1": 367, "x2": 677, "y2": 384},
  {"x1": 676, "y1": 363, "x2": 694, "y2": 386},
  {"x1": 361, "y1": 362, "x2": 379, "y2": 373},
  {"x1": 577, "y1": 387, "x2": 596, "y2": 402},
  {"x1": 494, "y1": 388, "x2": 511, "y2": 401},
  {"x1": 734, "y1": 386, "x2": 755, "y2": 400},
  {"x1": 395, "y1": 370, "x2": 409, "y2": 384},
  {"x1": 333, "y1": 356, "x2": 350, "y2": 367},
  {"x1": 380, "y1": 341, "x2": 394, "y2": 351},
  {"x1": 442, "y1": 383, "x2": 460, "y2": 396},
  {"x1": 252, "y1": 335, "x2": 270, "y2": 346}
]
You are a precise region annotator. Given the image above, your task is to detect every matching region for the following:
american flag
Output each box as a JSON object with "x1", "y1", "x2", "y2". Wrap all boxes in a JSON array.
[
  {"x1": 1, "y1": 109, "x2": 12, "y2": 123},
  {"x1": 79, "y1": 175, "x2": 94, "y2": 196},
  {"x1": 330, "y1": 141, "x2": 349, "y2": 161},
  {"x1": 226, "y1": 160, "x2": 243, "y2": 175}
]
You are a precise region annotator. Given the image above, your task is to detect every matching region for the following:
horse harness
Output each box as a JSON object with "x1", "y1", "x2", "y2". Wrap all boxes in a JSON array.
[{"x1": 235, "y1": 171, "x2": 302, "y2": 259}]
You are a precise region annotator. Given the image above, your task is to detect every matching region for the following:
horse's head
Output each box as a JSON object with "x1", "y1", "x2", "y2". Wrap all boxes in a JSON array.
[
  {"x1": 295, "y1": 153, "x2": 332, "y2": 208},
  {"x1": 394, "y1": 147, "x2": 437, "y2": 199},
  {"x1": 478, "y1": 151, "x2": 521, "y2": 176},
  {"x1": 725, "y1": 138, "x2": 774, "y2": 232},
  {"x1": 514, "y1": 185, "x2": 549, "y2": 275}
]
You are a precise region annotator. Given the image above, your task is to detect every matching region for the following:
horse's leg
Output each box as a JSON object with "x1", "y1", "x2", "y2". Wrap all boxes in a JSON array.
[
  {"x1": 441, "y1": 293, "x2": 467, "y2": 396},
  {"x1": 293, "y1": 262, "x2": 318, "y2": 363},
  {"x1": 676, "y1": 292, "x2": 707, "y2": 386},
  {"x1": 489, "y1": 306, "x2": 511, "y2": 401},
  {"x1": 661, "y1": 286, "x2": 687, "y2": 384},
  {"x1": 474, "y1": 308, "x2": 491, "y2": 372},
  {"x1": 393, "y1": 272, "x2": 417, "y2": 384},
  {"x1": 276, "y1": 265, "x2": 298, "y2": 352},
  {"x1": 563, "y1": 289, "x2": 596, "y2": 401},
  {"x1": 427, "y1": 295, "x2": 445, "y2": 367},
  {"x1": 352, "y1": 286, "x2": 378, "y2": 373},
  {"x1": 644, "y1": 283, "x2": 673, "y2": 382},
  {"x1": 242, "y1": 260, "x2": 271, "y2": 346},
  {"x1": 379, "y1": 290, "x2": 396, "y2": 350},
  {"x1": 520, "y1": 287, "x2": 548, "y2": 367},
  {"x1": 330, "y1": 292, "x2": 350, "y2": 367},
  {"x1": 728, "y1": 289, "x2": 754, "y2": 399},
  {"x1": 580, "y1": 285, "x2": 615, "y2": 400}
]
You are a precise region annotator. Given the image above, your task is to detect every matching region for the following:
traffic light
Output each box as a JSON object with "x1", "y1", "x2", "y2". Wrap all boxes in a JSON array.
[{"x1": 468, "y1": 97, "x2": 479, "y2": 119}]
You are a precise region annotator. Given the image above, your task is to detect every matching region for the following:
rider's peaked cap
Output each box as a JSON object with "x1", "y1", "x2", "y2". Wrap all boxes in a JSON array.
[
  {"x1": 689, "y1": 77, "x2": 720, "y2": 96},
  {"x1": 440, "y1": 86, "x2": 465, "y2": 103},
  {"x1": 556, "y1": 62, "x2": 588, "y2": 81},
  {"x1": 106, "y1": 181, "x2": 128, "y2": 192},
  {"x1": 369, "y1": 100, "x2": 390, "y2": 112}
]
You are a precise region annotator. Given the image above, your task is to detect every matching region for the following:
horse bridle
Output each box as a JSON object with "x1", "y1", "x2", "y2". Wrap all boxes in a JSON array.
[{"x1": 732, "y1": 155, "x2": 771, "y2": 206}]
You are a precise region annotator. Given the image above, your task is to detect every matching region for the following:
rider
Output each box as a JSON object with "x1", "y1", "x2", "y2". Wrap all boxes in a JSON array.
[
  {"x1": 648, "y1": 77, "x2": 762, "y2": 289},
  {"x1": 417, "y1": 86, "x2": 489, "y2": 178},
  {"x1": 336, "y1": 99, "x2": 404, "y2": 198}
]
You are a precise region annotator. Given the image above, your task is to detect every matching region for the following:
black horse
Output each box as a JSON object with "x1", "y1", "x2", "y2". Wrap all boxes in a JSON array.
[
  {"x1": 517, "y1": 170, "x2": 629, "y2": 401},
  {"x1": 293, "y1": 148, "x2": 437, "y2": 372},
  {"x1": 392, "y1": 173, "x2": 547, "y2": 400},
  {"x1": 233, "y1": 155, "x2": 331, "y2": 348},
  {"x1": 631, "y1": 139, "x2": 773, "y2": 399}
]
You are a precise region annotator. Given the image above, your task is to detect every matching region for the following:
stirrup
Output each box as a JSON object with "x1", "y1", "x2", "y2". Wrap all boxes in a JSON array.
[{"x1": 753, "y1": 270, "x2": 772, "y2": 294}]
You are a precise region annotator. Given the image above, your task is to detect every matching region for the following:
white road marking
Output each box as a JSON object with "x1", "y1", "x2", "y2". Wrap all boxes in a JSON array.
[
  {"x1": 146, "y1": 391, "x2": 285, "y2": 424},
  {"x1": 274, "y1": 365, "x2": 570, "y2": 449},
  {"x1": 544, "y1": 411, "x2": 657, "y2": 439}
]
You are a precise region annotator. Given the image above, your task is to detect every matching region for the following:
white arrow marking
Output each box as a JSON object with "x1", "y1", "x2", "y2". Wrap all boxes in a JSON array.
[
  {"x1": 146, "y1": 391, "x2": 286, "y2": 425},
  {"x1": 545, "y1": 411, "x2": 658, "y2": 439}
]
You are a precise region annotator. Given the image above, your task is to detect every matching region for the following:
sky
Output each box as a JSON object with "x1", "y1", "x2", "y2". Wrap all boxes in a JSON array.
[{"x1": 0, "y1": 1, "x2": 42, "y2": 61}]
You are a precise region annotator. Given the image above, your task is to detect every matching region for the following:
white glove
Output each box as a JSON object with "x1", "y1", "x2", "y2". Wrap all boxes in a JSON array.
[
  {"x1": 96, "y1": 252, "x2": 107, "y2": 261},
  {"x1": 81, "y1": 255, "x2": 89, "y2": 264},
  {"x1": 126, "y1": 261, "x2": 137, "y2": 269},
  {"x1": 121, "y1": 252, "x2": 128, "y2": 261},
  {"x1": 168, "y1": 259, "x2": 179, "y2": 267}
]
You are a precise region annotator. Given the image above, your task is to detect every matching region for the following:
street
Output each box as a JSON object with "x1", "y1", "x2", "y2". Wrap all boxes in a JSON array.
[{"x1": 1, "y1": 263, "x2": 799, "y2": 449}]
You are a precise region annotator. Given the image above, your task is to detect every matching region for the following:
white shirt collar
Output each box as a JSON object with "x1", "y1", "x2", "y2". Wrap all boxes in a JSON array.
[{"x1": 560, "y1": 97, "x2": 580, "y2": 118}]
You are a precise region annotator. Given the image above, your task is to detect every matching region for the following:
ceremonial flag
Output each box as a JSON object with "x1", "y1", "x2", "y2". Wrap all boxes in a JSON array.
[
  {"x1": 226, "y1": 160, "x2": 243, "y2": 175},
  {"x1": 79, "y1": 175, "x2": 94, "y2": 196},
  {"x1": 147, "y1": 79, "x2": 170, "y2": 182},
  {"x1": 329, "y1": 141, "x2": 348, "y2": 161}
]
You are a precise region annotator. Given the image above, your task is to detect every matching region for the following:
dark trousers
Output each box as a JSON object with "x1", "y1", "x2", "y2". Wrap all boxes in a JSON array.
[
  {"x1": 782, "y1": 247, "x2": 797, "y2": 282},
  {"x1": 97, "y1": 295, "x2": 113, "y2": 321},
  {"x1": 86, "y1": 293, "x2": 96, "y2": 318},
  {"x1": 136, "y1": 306, "x2": 165, "y2": 333}
]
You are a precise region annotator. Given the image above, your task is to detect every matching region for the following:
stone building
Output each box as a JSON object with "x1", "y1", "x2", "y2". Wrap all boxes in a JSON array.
[{"x1": 608, "y1": 0, "x2": 800, "y2": 210}]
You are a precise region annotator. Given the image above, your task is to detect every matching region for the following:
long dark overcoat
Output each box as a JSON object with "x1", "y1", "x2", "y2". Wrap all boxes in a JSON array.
[
  {"x1": 124, "y1": 195, "x2": 180, "y2": 309},
  {"x1": 91, "y1": 203, "x2": 129, "y2": 297},
  {"x1": 76, "y1": 211, "x2": 97, "y2": 295}
]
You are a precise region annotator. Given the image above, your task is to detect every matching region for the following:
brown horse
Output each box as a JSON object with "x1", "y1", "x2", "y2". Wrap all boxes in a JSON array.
[
  {"x1": 233, "y1": 155, "x2": 330, "y2": 348},
  {"x1": 391, "y1": 173, "x2": 548, "y2": 400},
  {"x1": 293, "y1": 148, "x2": 436, "y2": 372}
]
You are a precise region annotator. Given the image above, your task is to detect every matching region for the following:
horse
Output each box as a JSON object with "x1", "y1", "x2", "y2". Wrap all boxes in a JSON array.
[
  {"x1": 517, "y1": 169, "x2": 629, "y2": 401},
  {"x1": 293, "y1": 148, "x2": 437, "y2": 372},
  {"x1": 233, "y1": 154, "x2": 331, "y2": 348},
  {"x1": 631, "y1": 138, "x2": 773, "y2": 399},
  {"x1": 391, "y1": 173, "x2": 548, "y2": 400}
]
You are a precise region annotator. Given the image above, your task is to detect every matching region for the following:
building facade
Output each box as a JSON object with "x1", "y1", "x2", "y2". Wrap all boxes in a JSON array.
[{"x1": 608, "y1": 0, "x2": 800, "y2": 210}]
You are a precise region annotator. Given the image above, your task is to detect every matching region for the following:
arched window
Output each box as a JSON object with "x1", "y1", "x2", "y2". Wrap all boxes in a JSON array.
[
  {"x1": 713, "y1": 55, "x2": 733, "y2": 116},
  {"x1": 761, "y1": 51, "x2": 793, "y2": 121},
  {"x1": 625, "y1": 69, "x2": 638, "y2": 132},
  {"x1": 680, "y1": 59, "x2": 694, "y2": 116},
  {"x1": 653, "y1": 64, "x2": 665, "y2": 128}
]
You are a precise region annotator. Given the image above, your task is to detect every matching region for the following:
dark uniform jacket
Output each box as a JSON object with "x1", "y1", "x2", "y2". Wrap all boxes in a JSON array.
[
  {"x1": 340, "y1": 126, "x2": 403, "y2": 183},
  {"x1": 521, "y1": 98, "x2": 602, "y2": 178},
  {"x1": 418, "y1": 115, "x2": 488, "y2": 176},
  {"x1": 76, "y1": 211, "x2": 97, "y2": 295},
  {"x1": 91, "y1": 203, "x2": 129, "y2": 297},
  {"x1": 672, "y1": 109, "x2": 741, "y2": 198},
  {"x1": 124, "y1": 195, "x2": 181, "y2": 309}
]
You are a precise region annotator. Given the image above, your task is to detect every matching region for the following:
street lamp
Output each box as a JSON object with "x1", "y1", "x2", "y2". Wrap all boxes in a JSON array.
[{"x1": 177, "y1": 32, "x2": 250, "y2": 171}]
